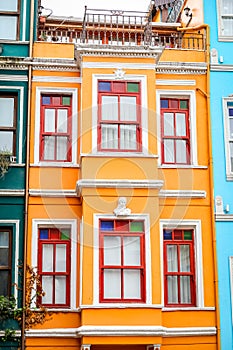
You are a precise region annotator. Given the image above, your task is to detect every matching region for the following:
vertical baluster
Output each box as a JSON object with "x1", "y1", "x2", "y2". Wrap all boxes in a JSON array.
[
  {"x1": 110, "y1": 14, "x2": 113, "y2": 45},
  {"x1": 128, "y1": 16, "x2": 131, "y2": 46}
]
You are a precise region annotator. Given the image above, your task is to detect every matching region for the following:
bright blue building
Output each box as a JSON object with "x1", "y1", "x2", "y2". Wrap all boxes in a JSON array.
[{"x1": 204, "y1": 0, "x2": 233, "y2": 348}]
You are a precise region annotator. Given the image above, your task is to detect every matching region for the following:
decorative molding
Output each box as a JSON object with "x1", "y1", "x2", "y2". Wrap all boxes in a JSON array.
[
  {"x1": 211, "y1": 64, "x2": 233, "y2": 72},
  {"x1": 26, "y1": 328, "x2": 78, "y2": 338},
  {"x1": 215, "y1": 196, "x2": 224, "y2": 214},
  {"x1": 215, "y1": 214, "x2": 233, "y2": 221},
  {"x1": 32, "y1": 76, "x2": 82, "y2": 83},
  {"x1": 0, "y1": 74, "x2": 28, "y2": 81},
  {"x1": 76, "y1": 179, "x2": 164, "y2": 196},
  {"x1": 159, "y1": 190, "x2": 206, "y2": 198},
  {"x1": 156, "y1": 62, "x2": 207, "y2": 75},
  {"x1": 0, "y1": 190, "x2": 25, "y2": 196},
  {"x1": 156, "y1": 79, "x2": 196, "y2": 86},
  {"x1": 29, "y1": 189, "x2": 76, "y2": 197},
  {"x1": 0, "y1": 330, "x2": 21, "y2": 337},
  {"x1": 114, "y1": 68, "x2": 126, "y2": 79},
  {"x1": 82, "y1": 62, "x2": 157, "y2": 70},
  {"x1": 81, "y1": 153, "x2": 158, "y2": 159}
]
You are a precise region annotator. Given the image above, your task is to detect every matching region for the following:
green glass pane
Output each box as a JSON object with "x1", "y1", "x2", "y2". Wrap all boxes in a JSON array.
[
  {"x1": 227, "y1": 102, "x2": 233, "y2": 107},
  {"x1": 130, "y1": 221, "x2": 144, "y2": 232},
  {"x1": 184, "y1": 230, "x2": 192, "y2": 240},
  {"x1": 61, "y1": 229, "x2": 70, "y2": 240},
  {"x1": 62, "y1": 96, "x2": 71, "y2": 106},
  {"x1": 180, "y1": 100, "x2": 188, "y2": 109},
  {"x1": 127, "y1": 82, "x2": 139, "y2": 93}
]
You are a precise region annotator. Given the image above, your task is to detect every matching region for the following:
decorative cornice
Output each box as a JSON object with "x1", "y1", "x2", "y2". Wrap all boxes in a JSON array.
[
  {"x1": 215, "y1": 214, "x2": 233, "y2": 221},
  {"x1": 32, "y1": 76, "x2": 82, "y2": 83},
  {"x1": 29, "y1": 189, "x2": 76, "y2": 197},
  {"x1": 25, "y1": 326, "x2": 217, "y2": 338},
  {"x1": 82, "y1": 62, "x2": 156, "y2": 70},
  {"x1": 211, "y1": 64, "x2": 233, "y2": 72},
  {"x1": 0, "y1": 189, "x2": 25, "y2": 196},
  {"x1": 159, "y1": 190, "x2": 206, "y2": 198},
  {"x1": 0, "y1": 74, "x2": 28, "y2": 81},
  {"x1": 156, "y1": 79, "x2": 196, "y2": 86},
  {"x1": 156, "y1": 62, "x2": 207, "y2": 75},
  {"x1": 76, "y1": 179, "x2": 164, "y2": 196}
]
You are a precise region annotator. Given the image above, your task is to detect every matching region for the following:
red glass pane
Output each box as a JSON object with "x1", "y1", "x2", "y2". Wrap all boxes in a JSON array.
[
  {"x1": 174, "y1": 230, "x2": 182, "y2": 240},
  {"x1": 113, "y1": 82, "x2": 125, "y2": 92},
  {"x1": 115, "y1": 220, "x2": 129, "y2": 231},
  {"x1": 170, "y1": 100, "x2": 179, "y2": 109},
  {"x1": 50, "y1": 229, "x2": 60, "y2": 239},
  {"x1": 52, "y1": 97, "x2": 60, "y2": 105}
]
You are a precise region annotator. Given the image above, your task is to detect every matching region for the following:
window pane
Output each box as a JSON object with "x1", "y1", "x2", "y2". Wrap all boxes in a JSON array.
[
  {"x1": 42, "y1": 244, "x2": 53, "y2": 272},
  {"x1": 123, "y1": 269, "x2": 141, "y2": 298},
  {"x1": 55, "y1": 244, "x2": 66, "y2": 272},
  {"x1": 62, "y1": 96, "x2": 71, "y2": 106},
  {"x1": 0, "y1": 0, "x2": 18, "y2": 11},
  {"x1": 40, "y1": 229, "x2": 49, "y2": 239},
  {"x1": 113, "y1": 82, "x2": 125, "y2": 92},
  {"x1": 101, "y1": 96, "x2": 118, "y2": 121},
  {"x1": 123, "y1": 236, "x2": 140, "y2": 266},
  {"x1": 100, "y1": 221, "x2": 114, "y2": 231},
  {"x1": 57, "y1": 136, "x2": 68, "y2": 161},
  {"x1": 0, "y1": 248, "x2": 9, "y2": 266},
  {"x1": 164, "y1": 113, "x2": 174, "y2": 136},
  {"x1": 104, "y1": 269, "x2": 121, "y2": 299},
  {"x1": 222, "y1": 0, "x2": 233, "y2": 14},
  {"x1": 61, "y1": 229, "x2": 70, "y2": 240},
  {"x1": 180, "y1": 276, "x2": 191, "y2": 303},
  {"x1": 104, "y1": 236, "x2": 121, "y2": 265},
  {"x1": 0, "y1": 271, "x2": 9, "y2": 296},
  {"x1": 101, "y1": 124, "x2": 118, "y2": 149},
  {"x1": 161, "y1": 99, "x2": 168, "y2": 108},
  {"x1": 55, "y1": 276, "x2": 66, "y2": 304},
  {"x1": 120, "y1": 125, "x2": 137, "y2": 150},
  {"x1": 130, "y1": 221, "x2": 144, "y2": 232},
  {"x1": 44, "y1": 109, "x2": 55, "y2": 132},
  {"x1": 98, "y1": 82, "x2": 111, "y2": 92},
  {"x1": 42, "y1": 96, "x2": 51, "y2": 105},
  {"x1": 0, "y1": 131, "x2": 13, "y2": 153},
  {"x1": 229, "y1": 118, "x2": 233, "y2": 137},
  {"x1": 42, "y1": 276, "x2": 53, "y2": 304},
  {"x1": 180, "y1": 245, "x2": 190, "y2": 272},
  {"x1": 167, "y1": 245, "x2": 178, "y2": 272},
  {"x1": 164, "y1": 229, "x2": 172, "y2": 240},
  {"x1": 180, "y1": 100, "x2": 188, "y2": 109},
  {"x1": 0, "y1": 16, "x2": 17, "y2": 40},
  {"x1": 0, "y1": 98, "x2": 14, "y2": 126},
  {"x1": 43, "y1": 136, "x2": 55, "y2": 160},
  {"x1": 164, "y1": 139, "x2": 174, "y2": 163},
  {"x1": 57, "y1": 110, "x2": 68, "y2": 132},
  {"x1": 222, "y1": 18, "x2": 233, "y2": 36},
  {"x1": 127, "y1": 83, "x2": 139, "y2": 92},
  {"x1": 115, "y1": 220, "x2": 129, "y2": 231},
  {"x1": 184, "y1": 230, "x2": 192, "y2": 240},
  {"x1": 0, "y1": 231, "x2": 9, "y2": 247},
  {"x1": 120, "y1": 96, "x2": 137, "y2": 121},
  {"x1": 176, "y1": 140, "x2": 187, "y2": 163},
  {"x1": 167, "y1": 276, "x2": 178, "y2": 303},
  {"x1": 170, "y1": 100, "x2": 179, "y2": 108},
  {"x1": 176, "y1": 113, "x2": 186, "y2": 136},
  {"x1": 230, "y1": 142, "x2": 233, "y2": 172}
]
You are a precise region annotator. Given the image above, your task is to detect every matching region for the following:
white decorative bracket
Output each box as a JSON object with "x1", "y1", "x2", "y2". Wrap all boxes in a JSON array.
[
  {"x1": 114, "y1": 68, "x2": 126, "y2": 80},
  {"x1": 146, "y1": 345, "x2": 161, "y2": 350},
  {"x1": 113, "y1": 197, "x2": 131, "y2": 216},
  {"x1": 81, "y1": 345, "x2": 91, "y2": 350},
  {"x1": 215, "y1": 195, "x2": 224, "y2": 214}
]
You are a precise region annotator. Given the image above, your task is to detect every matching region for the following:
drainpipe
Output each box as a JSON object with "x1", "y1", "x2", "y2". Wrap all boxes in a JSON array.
[{"x1": 21, "y1": 0, "x2": 34, "y2": 348}]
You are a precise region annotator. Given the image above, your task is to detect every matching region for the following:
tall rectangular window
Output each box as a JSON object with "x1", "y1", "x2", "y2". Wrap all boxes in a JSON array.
[
  {"x1": 0, "y1": 228, "x2": 12, "y2": 296},
  {"x1": 0, "y1": 0, "x2": 20, "y2": 40},
  {"x1": 40, "y1": 95, "x2": 72, "y2": 162},
  {"x1": 161, "y1": 98, "x2": 190, "y2": 164},
  {"x1": 99, "y1": 219, "x2": 145, "y2": 302},
  {"x1": 163, "y1": 228, "x2": 196, "y2": 307},
  {"x1": 0, "y1": 94, "x2": 17, "y2": 155},
  {"x1": 224, "y1": 101, "x2": 233, "y2": 175},
  {"x1": 218, "y1": 0, "x2": 233, "y2": 38},
  {"x1": 98, "y1": 81, "x2": 141, "y2": 151},
  {"x1": 38, "y1": 227, "x2": 71, "y2": 308}
]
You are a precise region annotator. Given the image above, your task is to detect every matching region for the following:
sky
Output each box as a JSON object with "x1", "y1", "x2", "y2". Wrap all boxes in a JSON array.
[{"x1": 41, "y1": 0, "x2": 149, "y2": 18}]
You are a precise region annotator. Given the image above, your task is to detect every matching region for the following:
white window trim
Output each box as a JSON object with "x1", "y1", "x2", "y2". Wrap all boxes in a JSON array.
[
  {"x1": 223, "y1": 97, "x2": 233, "y2": 180},
  {"x1": 156, "y1": 90, "x2": 197, "y2": 167},
  {"x1": 217, "y1": 0, "x2": 233, "y2": 41},
  {"x1": 91, "y1": 74, "x2": 148, "y2": 155},
  {"x1": 229, "y1": 256, "x2": 233, "y2": 323},
  {"x1": 160, "y1": 219, "x2": 204, "y2": 309},
  {"x1": 0, "y1": 220, "x2": 19, "y2": 299},
  {"x1": 92, "y1": 214, "x2": 152, "y2": 306},
  {"x1": 34, "y1": 87, "x2": 78, "y2": 166},
  {"x1": 0, "y1": 86, "x2": 24, "y2": 164},
  {"x1": 31, "y1": 219, "x2": 78, "y2": 309}
]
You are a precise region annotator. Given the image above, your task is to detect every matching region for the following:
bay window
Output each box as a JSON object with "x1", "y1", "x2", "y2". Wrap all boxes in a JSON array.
[
  {"x1": 0, "y1": 93, "x2": 17, "y2": 155},
  {"x1": 0, "y1": 0, "x2": 20, "y2": 40},
  {"x1": 0, "y1": 228, "x2": 12, "y2": 296},
  {"x1": 98, "y1": 81, "x2": 141, "y2": 151},
  {"x1": 99, "y1": 219, "x2": 145, "y2": 302}
]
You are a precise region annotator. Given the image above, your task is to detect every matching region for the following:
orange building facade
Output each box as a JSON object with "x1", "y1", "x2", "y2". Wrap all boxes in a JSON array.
[{"x1": 25, "y1": 3, "x2": 219, "y2": 349}]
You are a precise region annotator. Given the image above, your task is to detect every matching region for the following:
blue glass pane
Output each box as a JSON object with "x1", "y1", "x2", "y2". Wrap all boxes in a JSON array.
[
  {"x1": 229, "y1": 108, "x2": 233, "y2": 116},
  {"x1": 161, "y1": 99, "x2": 168, "y2": 108},
  {"x1": 227, "y1": 102, "x2": 233, "y2": 107},
  {"x1": 100, "y1": 221, "x2": 114, "y2": 231},
  {"x1": 40, "y1": 229, "x2": 49, "y2": 239},
  {"x1": 98, "y1": 82, "x2": 111, "y2": 92},
  {"x1": 163, "y1": 229, "x2": 172, "y2": 240},
  {"x1": 42, "y1": 96, "x2": 51, "y2": 105}
]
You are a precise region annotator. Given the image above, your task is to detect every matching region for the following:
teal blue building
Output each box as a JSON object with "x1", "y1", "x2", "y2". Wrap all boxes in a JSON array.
[
  {"x1": 0, "y1": 0, "x2": 38, "y2": 348},
  {"x1": 204, "y1": 0, "x2": 233, "y2": 348}
]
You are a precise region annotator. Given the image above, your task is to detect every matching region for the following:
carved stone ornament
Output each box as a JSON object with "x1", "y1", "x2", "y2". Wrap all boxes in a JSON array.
[
  {"x1": 113, "y1": 197, "x2": 131, "y2": 216},
  {"x1": 210, "y1": 48, "x2": 218, "y2": 64},
  {"x1": 114, "y1": 68, "x2": 126, "y2": 80},
  {"x1": 215, "y1": 195, "x2": 224, "y2": 214}
]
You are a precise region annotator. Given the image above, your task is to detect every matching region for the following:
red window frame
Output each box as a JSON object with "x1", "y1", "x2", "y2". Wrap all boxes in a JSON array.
[
  {"x1": 0, "y1": 228, "x2": 12, "y2": 297},
  {"x1": 161, "y1": 98, "x2": 190, "y2": 164},
  {"x1": 99, "y1": 219, "x2": 146, "y2": 303},
  {"x1": 38, "y1": 228, "x2": 71, "y2": 308},
  {"x1": 40, "y1": 95, "x2": 72, "y2": 162},
  {"x1": 163, "y1": 229, "x2": 196, "y2": 307},
  {"x1": 98, "y1": 81, "x2": 141, "y2": 152}
]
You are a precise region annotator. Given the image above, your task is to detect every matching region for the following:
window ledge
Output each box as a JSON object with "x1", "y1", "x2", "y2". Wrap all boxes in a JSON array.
[
  {"x1": 226, "y1": 174, "x2": 233, "y2": 181},
  {"x1": 0, "y1": 40, "x2": 29, "y2": 44},
  {"x1": 81, "y1": 304, "x2": 162, "y2": 308},
  {"x1": 44, "y1": 308, "x2": 81, "y2": 312},
  {"x1": 81, "y1": 152, "x2": 159, "y2": 159},
  {"x1": 218, "y1": 36, "x2": 233, "y2": 42},
  {"x1": 162, "y1": 307, "x2": 215, "y2": 311},
  {"x1": 158, "y1": 165, "x2": 208, "y2": 169},
  {"x1": 30, "y1": 162, "x2": 80, "y2": 168}
]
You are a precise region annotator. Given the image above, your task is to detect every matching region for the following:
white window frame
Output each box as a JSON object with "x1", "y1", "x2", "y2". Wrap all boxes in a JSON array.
[
  {"x1": 223, "y1": 97, "x2": 233, "y2": 180},
  {"x1": 160, "y1": 220, "x2": 204, "y2": 309},
  {"x1": 217, "y1": 0, "x2": 233, "y2": 41},
  {"x1": 156, "y1": 90, "x2": 197, "y2": 167},
  {"x1": 229, "y1": 256, "x2": 233, "y2": 322},
  {"x1": 31, "y1": 219, "x2": 78, "y2": 310},
  {"x1": 92, "y1": 214, "x2": 152, "y2": 306},
  {"x1": 0, "y1": 220, "x2": 19, "y2": 299},
  {"x1": 34, "y1": 87, "x2": 78, "y2": 166},
  {"x1": 90, "y1": 74, "x2": 148, "y2": 156}
]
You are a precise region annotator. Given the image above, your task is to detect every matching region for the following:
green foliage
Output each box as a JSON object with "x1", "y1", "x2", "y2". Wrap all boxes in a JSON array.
[{"x1": 0, "y1": 151, "x2": 11, "y2": 178}]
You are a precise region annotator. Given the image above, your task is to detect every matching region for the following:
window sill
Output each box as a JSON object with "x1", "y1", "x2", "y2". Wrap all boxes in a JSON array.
[
  {"x1": 81, "y1": 152, "x2": 159, "y2": 159},
  {"x1": 226, "y1": 174, "x2": 233, "y2": 181},
  {"x1": 43, "y1": 308, "x2": 81, "y2": 312},
  {"x1": 81, "y1": 304, "x2": 162, "y2": 308},
  {"x1": 30, "y1": 162, "x2": 80, "y2": 168},
  {"x1": 158, "y1": 165, "x2": 208, "y2": 169},
  {"x1": 218, "y1": 36, "x2": 233, "y2": 42},
  {"x1": 0, "y1": 40, "x2": 29, "y2": 44},
  {"x1": 162, "y1": 306, "x2": 215, "y2": 311}
]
